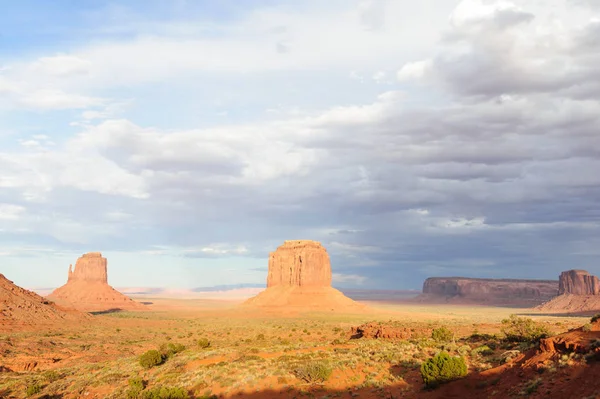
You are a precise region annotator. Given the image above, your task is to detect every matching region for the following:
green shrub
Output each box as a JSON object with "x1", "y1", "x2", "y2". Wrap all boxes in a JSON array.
[
  {"x1": 197, "y1": 338, "x2": 211, "y2": 349},
  {"x1": 583, "y1": 323, "x2": 592, "y2": 332},
  {"x1": 160, "y1": 343, "x2": 186, "y2": 359},
  {"x1": 592, "y1": 314, "x2": 600, "y2": 323},
  {"x1": 432, "y1": 327, "x2": 454, "y2": 343},
  {"x1": 420, "y1": 352, "x2": 468, "y2": 388},
  {"x1": 293, "y1": 361, "x2": 333, "y2": 383},
  {"x1": 139, "y1": 350, "x2": 164, "y2": 369},
  {"x1": 140, "y1": 386, "x2": 188, "y2": 399},
  {"x1": 472, "y1": 345, "x2": 494, "y2": 356},
  {"x1": 26, "y1": 383, "x2": 43, "y2": 396},
  {"x1": 501, "y1": 315, "x2": 549, "y2": 343},
  {"x1": 43, "y1": 370, "x2": 62, "y2": 383}
]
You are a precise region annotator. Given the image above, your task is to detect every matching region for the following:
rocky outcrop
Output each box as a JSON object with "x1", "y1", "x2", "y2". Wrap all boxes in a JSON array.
[
  {"x1": 418, "y1": 277, "x2": 559, "y2": 306},
  {"x1": 537, "y1": 270, "x2": 600, "y2": 313},
  {"x1": 350, "y1": 322, "x2": 415, "y2": 340},
  {"x1": 267, "y1": 240, "x2": 331, "y2": 287},
  {"x1": 68, "y1": 252, "x2": 108, "y2": 283},
  {"x1": 244, "y1": 241, "x2": 365, "y2": 312},
  {"x1": 559, "y1": 270, "x2": 600, "y2": 295},
  {"x1": 47, "y1": 252, "x2": 145, "y2": 312},
  {"x1": 0, "y1": 274, "x2": 85, "y2": 327}
]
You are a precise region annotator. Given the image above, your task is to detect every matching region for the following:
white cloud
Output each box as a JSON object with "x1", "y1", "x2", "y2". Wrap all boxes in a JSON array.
[
  {"x1": 0, "y1": 204, "x2": 26, "y2": 220},
  {"x1": 30, "y1": 55, "x2": 92, "y2": 77},
  {"x1": 18, "y1": 89, "x2": 104, "y2": 110}
]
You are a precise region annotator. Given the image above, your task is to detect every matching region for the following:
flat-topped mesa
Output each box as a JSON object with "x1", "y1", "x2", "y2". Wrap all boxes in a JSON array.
[
  {"x1": 420, "y1": 277, "x2": 559, "y2": 305},
  {"x1": 68, "y1": 252, "x2": 108, "y2": 284},
  {"x1": 559, "y1": 270, "x2": 600, "y2": 295},
  {"x1": 266, "y1": 240, "x2": 331, "y2": 288}
]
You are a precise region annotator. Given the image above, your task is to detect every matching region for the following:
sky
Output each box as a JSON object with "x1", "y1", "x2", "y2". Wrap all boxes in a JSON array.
[{"x1": 1, "y1": 0, "x2": 599, "y2": 290}]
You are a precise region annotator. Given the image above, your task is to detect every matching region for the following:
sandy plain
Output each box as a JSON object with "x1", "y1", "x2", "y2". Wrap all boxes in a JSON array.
[{"x1": 0, "y1": 295, "x2": 597, "y2": 399}]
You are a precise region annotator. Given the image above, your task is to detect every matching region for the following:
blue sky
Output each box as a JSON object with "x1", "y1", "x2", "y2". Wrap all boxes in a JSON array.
[{"x1": 1, "y1": 0, "x2": 600, "y2": 290}]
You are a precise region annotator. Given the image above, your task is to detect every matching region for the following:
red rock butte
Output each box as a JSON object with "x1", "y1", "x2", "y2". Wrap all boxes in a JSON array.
[
  {"x1": 559, "y1": 270, "x2": 600, "y2": 295},
  {"x1": 47, "y1": 252, "x2": 145, "y2": 312},
  {"x1": 267, "y1": 240, "x2": 332, "y2": 288},
  {"x1": 244, "y1": 240, "x2": 365, "y2": 312},
  {"x1": 538, "y1": 269, "x2": 600, "y2": 312}
]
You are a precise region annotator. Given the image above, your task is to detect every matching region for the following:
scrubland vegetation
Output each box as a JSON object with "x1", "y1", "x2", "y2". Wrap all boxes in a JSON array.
[{"x1": 0, "y1": 304, "x2": 589, "y2": 398}]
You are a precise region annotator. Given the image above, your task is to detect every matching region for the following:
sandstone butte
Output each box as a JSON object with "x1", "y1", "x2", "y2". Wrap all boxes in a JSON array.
[
  {"x1": 416, "y1": 277, "x2": 559, "y2": 306},
  {"x1": 47, "y1": 252, "x2": 145, "y2": 312},
  {"x1": 244, "y1": 240, "x2": 365, "y2": 312},
  {"x1": 0, "y1": 273, "x2": 86, "y2": 327},
  {"x1": 537, "y1": 269, "x2": 600, "y2": 313}
]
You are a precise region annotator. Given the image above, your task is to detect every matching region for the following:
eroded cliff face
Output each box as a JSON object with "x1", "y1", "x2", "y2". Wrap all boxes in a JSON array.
[
  {"x1": 245, "y1": 240, "x2": 365, "y2": 312},
  {"x1": 48, "y1": 252, "x2": 144, "y2": 312},
  {"x1": 68, "y1": 252, "x2": 107, "y2": 283},
  {"x1": 420, "y1": 277, "x2": 559, "y2": 305},
  {"x1": 558, "y1": 270, "x2": 600, "y2": 295},
  {"x1": 266, "y1": 240, "x2": 332, "y2": 288}
]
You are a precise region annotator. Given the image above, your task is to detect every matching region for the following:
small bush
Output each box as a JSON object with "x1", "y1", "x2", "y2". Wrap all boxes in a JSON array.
[
  {"x1": 294, "y1": 361, "x2": 333, "y2": 383},
  {"x1": 197, "y1": 338, "x2": 211, "y2": 349},
  {"x1": 432, "y1": 327, "x2": 454, "y2": 343},
  {"x1": 160, "y1": 343, "x2": 186, "y2": 359},
  {"x1": 420, "y1": 352, "x2": 468, "y2": 388},
  {"x1": 26, "y1": 383, "x2": 43, "y2": 396},
  {"x1": 43, "y1": 370, "x2": 62, "y2": 383},
  {"x1": 592, "y1": 314, "x2": 600, "y2": 323},
  {"x1": 583, "y1": 323, "x2": 592, "y2": 332},
  {"x1": 139, "y1": 350, "x2": 164, "y2": 369},
  {"x1": 129, "y1": 377, "x2": 147, "y2": 390},
  {"x1": 501, "y1": 315, "x2": 549, "y2": 343},
  {"x1": 472, "y1": 345, "x2": 494, "y2": 356},
  {"x1": 140, "y1": 386, "x2": 188, "y2": 399}
]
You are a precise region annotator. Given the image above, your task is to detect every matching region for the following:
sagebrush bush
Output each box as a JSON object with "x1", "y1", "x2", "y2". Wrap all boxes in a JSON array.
[
  {"x1": 139, "y1": 350, "x2": 164, "y2": 369},
  {"x1": 583, "y1": 323, "x2": 593, "y2": 332},
  {"x1": 472, "y1": 345, "x2": 494, "y2": 356},
  {"x1": 197, "y1": 338, "x2": 211, "y2": 349},
  {"x1": 160, "y1": 342, "x2": 186, "y2": 359},
  {"x1": 501, "y1": 315, "x2": 549, "y2": 343},
  {"x1": 420, "y1": 352, "x2": 468, "y2": 388},
  {"x1": 43, "y1": 370, "x2": 62, "y2": 383},
  {"x1": 26, "y1": 383, "x2": 43, "y2": 397},
  {"x1": 432, "y1": 327, "x2": 454, "y2": 343},
  {"x1": 294, "y1": 361, "x2": 333, "y2": 383},
  {"x1": 140, "y1": 386, "x2": 188, "y2": 399}
]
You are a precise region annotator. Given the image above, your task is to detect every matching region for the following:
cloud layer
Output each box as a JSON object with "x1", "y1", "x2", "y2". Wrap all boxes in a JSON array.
[{"x1": 0, "y1": 0, "x2": 599, "y2": 289}]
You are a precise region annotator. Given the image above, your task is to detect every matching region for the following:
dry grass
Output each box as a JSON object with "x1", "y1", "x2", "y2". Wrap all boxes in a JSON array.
[{"x1": 0, "y1": 299, "x2": 588, "y2": 398}]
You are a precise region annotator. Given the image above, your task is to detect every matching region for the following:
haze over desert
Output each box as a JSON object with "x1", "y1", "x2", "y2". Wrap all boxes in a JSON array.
[{"x1": 2, "y1": 0, "x2": 600, "y2": 398}]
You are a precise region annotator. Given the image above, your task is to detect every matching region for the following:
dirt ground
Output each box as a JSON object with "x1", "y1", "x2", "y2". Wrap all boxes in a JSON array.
[{"x1": 0, "y1": 297, "x2": 597, "y2": 399}]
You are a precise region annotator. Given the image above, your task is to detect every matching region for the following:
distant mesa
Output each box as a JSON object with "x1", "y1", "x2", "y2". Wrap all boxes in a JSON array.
[
  {"x1": 537, "y1": 269, "x2": 600, "y2": 313},
  {"x1": 416, "y1": 277, "x2": 559, "y2": 306},
  {"x1": 0, "y1": 273, "x2": 86, "y2": 327},
  {"x1": 244, "y1": 240, "x2": 366, "y2": 312},
  {"x1": 558, "y1": 269, "x2": 600, "y2": 295},
  {"x1": 47, "y1": 252, "x2": 145, "y2": 312}
]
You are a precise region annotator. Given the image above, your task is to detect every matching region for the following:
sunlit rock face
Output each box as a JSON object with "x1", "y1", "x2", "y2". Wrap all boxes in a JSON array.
[
  {"x1": 266, "y1": 240, "x2": 332, "y2": 288},
  {"x1": 559, "y1": 270, "x2": 600, "y2": 295},
  {"x1": 48, "y1": 252, "x2": 144, "y2": 312}
]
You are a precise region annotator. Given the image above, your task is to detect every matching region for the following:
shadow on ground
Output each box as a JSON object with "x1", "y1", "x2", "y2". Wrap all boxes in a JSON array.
[{"x1": 89, "y1": 308, "x2": 125, "y2": 315}]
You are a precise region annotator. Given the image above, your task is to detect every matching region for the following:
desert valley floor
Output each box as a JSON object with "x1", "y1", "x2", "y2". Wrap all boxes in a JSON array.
[{"x1": 2, "y1": 296, "x2": 600, "y2": 399}]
